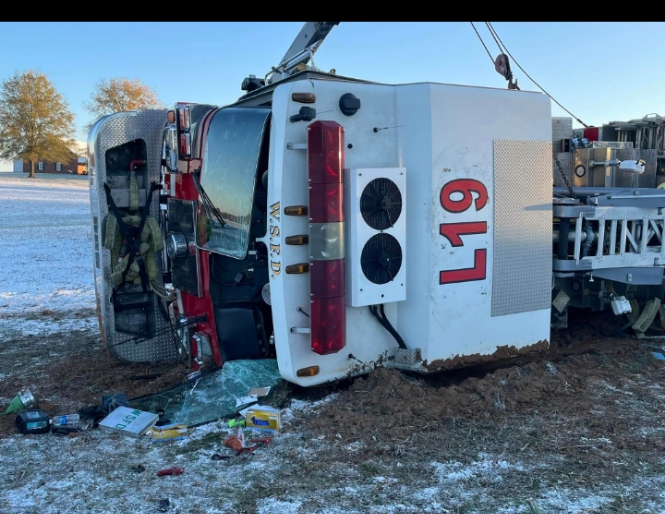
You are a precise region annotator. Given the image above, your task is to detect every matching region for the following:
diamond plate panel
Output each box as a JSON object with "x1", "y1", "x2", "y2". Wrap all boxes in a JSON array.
[
  {"x1": 90, "y1": 109, "x2": 180, "y2": 363},
  {"x1": 552, "y1": 117, "x2": 573, "y2": 187},
  {"x1": 491, "y1": 140, "x2": 553, "y2": 317}
]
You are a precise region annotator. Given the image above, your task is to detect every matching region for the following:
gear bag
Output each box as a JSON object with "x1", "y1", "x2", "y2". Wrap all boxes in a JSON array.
[
  {"x1": 104, "y1": 212, "x2": 163, "y2": 287},
  {"x1": 102, "y1": 182, "x2": 172, "y2": 303}
]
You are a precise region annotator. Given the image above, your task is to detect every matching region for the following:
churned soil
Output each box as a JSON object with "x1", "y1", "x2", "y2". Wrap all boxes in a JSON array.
[
  {"x1": 0, "y1": 310, "x2": 190, "y2": 437},
  {"x1": 2, "y1": 307, "x2": 664, "y2": 450},
  {"x1": 300, "y1": 308, "x2": 665, "y2": 442}
]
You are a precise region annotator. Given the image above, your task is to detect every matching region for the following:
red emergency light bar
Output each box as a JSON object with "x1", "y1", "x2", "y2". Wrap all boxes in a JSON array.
[{"x1": 307, "y1": 120, "x2": 346, "y2": 356}]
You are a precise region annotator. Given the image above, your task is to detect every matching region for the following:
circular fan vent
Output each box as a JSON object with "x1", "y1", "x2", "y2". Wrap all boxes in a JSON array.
[
  {"x1": 360, "y1": 178, "x2": 403, "y2": 231},
  {"x1": 361, "y1": 233, "x2": 403, "y2": 285}
]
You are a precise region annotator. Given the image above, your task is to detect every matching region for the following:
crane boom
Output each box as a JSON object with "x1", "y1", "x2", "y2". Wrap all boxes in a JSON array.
[
  {"x1": 268, "y1": 22, "x2": 339, "y2": 84},
  {"x1": 279, "y1": 22, "x2": 339, "y2": 68},
  {"x1": 241, "y1": 22, "x2": 340, "y2": 93}
]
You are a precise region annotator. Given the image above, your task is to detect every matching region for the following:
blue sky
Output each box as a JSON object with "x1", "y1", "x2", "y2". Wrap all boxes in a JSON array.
[{"x1": 1, "y1": 22, "x2": 663, "y2": 142}]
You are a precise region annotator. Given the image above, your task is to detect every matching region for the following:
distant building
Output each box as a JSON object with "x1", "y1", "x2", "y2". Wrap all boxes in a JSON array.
[
  {"x1": 13, "y1": 153, "x2": 88, "y2": 175},
  {"x1": 0, "y1": 159, "x2": 13, "y2": 172}
]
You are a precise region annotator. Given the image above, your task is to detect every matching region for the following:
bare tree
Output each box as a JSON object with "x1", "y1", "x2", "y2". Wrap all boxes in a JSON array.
[
  {"x1": 74, "y1": 141, "x2": 87, "y2": 158},
  {"x1": 0, "y1": 70, "x2": 77, "y2": 178},
  {"x1": 84, "y1": 78, "x2": 163, "y2": 131}
]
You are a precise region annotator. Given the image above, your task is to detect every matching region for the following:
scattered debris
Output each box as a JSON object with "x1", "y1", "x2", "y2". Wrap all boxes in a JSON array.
[
  {"x1": 52, "y1": 426, "x2": 83, "y2": 436},
  {"x1": 1, "y1": 390, "x2": 38, "y2": 416},
  {"x1": 77, "y1": 405, "x2": 110, "y2": 427},
  {"x1": 102, "y1": 393, "x2": 130, "y2": 412},
  {"x1": 157, "y1": 498, "x2": 170, "y2": 512},
  {"x1": 156, "y1": 467, "x2": 184, "y2": 477},
  {"x1": 224, "y1": 433, "x2": 247, "y2": 453},
  {"x1": 129, "y1": 360, "x2": 282, "y2": 428},
  {"x1": 15, "y1": 410, "x2": 50, "y2": 435},
  {"x1": 52, "y1": 413, "x2": 80, "y2": 427},
  {"x1": 249, "y1": 387, "x2": 271, "y2": 397},
  {"x1": 223, "y1": 428, "x2": 259, "y2": 454},
  {"x1": 99, "y1": 407, "x2": 159, "y2": 437},
  {"x1": 151, "y1": 423, "x2": 188, "y2": 442},
  {"x1": 236, "y1": 387, "x2": 272, "y2": 408},
  {"x1": 250, "y1": 437, "x2": 271, "y2": 447},
  {"x1": 245, "y1": 405, "x2": 281, "y2": 432},
  {"x1": 236, "y1": 396, "x2": 258, "y2": 408}
]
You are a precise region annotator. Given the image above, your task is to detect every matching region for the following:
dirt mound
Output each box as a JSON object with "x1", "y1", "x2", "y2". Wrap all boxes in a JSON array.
[{"x1": 304, "y1": 339, "x2": 665, "y2": 441}]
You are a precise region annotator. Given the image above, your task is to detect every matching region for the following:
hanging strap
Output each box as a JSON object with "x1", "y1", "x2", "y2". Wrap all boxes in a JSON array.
[{"x1": 104, "y1": 182, "x2": 161, "y2": 299}]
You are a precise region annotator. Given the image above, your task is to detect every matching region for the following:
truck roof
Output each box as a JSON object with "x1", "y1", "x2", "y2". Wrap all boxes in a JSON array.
[
  {"x1": 234, "y1": 70, "x2": 371, "y2": 106},
  {"x1": 233, "y1": 69, "x2": 545, "y2": 108}
]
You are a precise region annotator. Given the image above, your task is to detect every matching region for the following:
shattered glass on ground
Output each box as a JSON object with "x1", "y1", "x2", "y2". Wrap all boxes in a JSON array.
[{"x1": 129, "y1": 359, "x2": 282, "y2": 427}]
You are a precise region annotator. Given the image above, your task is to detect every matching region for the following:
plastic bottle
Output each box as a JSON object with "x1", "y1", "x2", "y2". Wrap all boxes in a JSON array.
[
  {"x1": 52, "y1": 414, "x2": 80, "y2": 427},
  {"x1": 228, "y1": 418, "x2": 245, "y2": 428}
]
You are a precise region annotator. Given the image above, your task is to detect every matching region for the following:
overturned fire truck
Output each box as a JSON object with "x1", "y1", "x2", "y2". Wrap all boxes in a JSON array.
[{"x1": 87, "y1": 22, "x2": 665, "y2": 386}]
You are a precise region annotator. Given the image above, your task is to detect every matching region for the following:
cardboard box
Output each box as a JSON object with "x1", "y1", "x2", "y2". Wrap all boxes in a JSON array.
[
  {"x1": 151, "y1": 423, "x2": 188, "y2": 442},
  {"x1": 244, "y1": 406, "x2": 281, "y2": 432},
  {"x1": 99, "y1": 407, "x2": 159, "y2": 437}
]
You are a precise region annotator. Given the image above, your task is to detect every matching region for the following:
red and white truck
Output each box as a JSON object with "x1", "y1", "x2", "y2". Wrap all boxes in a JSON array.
[{"x1": 87, "y1": 22, "x2": 665, "y2": 386}]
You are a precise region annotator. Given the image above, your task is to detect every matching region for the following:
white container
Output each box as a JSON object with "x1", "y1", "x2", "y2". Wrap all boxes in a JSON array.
[
  {"x1": 98, "y1": 407, "x2": 159, "y2": 437},
  {"x1": 611, "y1": 296, "x2": 632, "y2": 316}
]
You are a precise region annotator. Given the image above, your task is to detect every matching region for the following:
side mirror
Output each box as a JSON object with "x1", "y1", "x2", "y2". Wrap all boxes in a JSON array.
[{"x1": 164, "y1": 126, "x2": 179, "y2": 172}]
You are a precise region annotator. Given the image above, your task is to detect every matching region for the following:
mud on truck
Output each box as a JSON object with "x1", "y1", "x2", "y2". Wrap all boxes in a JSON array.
[{"x1": 87, "y1": 23, "x2": 665, "y2": 387}]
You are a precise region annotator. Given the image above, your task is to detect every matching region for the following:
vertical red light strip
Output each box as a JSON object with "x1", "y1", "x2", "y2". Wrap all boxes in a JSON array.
[{"x1": 307, "y1": 121, "x2": 346, "y2": 356}]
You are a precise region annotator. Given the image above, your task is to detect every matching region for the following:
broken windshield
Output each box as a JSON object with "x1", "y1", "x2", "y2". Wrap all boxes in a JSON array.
[
  {"x1": 128, "y1": 359, "x2": 283, "y2": 428},
  {"x1": 196, "y1": 107, "x2": 271, "y2": 259}
]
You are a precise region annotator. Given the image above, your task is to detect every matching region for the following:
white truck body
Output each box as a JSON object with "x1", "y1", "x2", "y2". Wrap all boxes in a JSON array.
[{"x1": 266, "y1": 78, "x2": 553, "y2": 386}]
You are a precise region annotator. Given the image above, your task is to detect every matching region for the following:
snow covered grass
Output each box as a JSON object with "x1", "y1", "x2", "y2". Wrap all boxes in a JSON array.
[
  {"x1": 0, "y1": 174, "x2": 96, "y2": 336},
  {"x1": 2, "y1": 174, "x2": 665, "y2": 513}
]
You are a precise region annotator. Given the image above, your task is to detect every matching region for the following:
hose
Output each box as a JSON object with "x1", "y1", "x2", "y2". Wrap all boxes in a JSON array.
[{"x1": 369, "y1": 304, "x2": 407, "y2": 350}]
